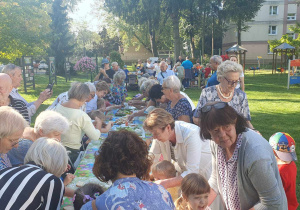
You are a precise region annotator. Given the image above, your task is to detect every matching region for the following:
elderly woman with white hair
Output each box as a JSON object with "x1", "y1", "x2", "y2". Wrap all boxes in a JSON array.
[
  {"x1": 0, "y1": 138, "x2": 68, "y2": 209},
  {"x1": 0, "y1": 106, "x2": 28, "y2": 170},
  {"x1": 104, "y1": 70, "x2": 127, "y2": 105},
  {"x1": 7, "y1": 110, "x2": 69, "y2": 166},
  {"x1": 193, "y1": 60, "x2": 253, "y2": 128},
  {"x1": 162, "y1": 76, "x2": 194, "y2": 123},
  {"x1": 54, "y1": 82, "x2": 102, "y2": 163},
  {"x1": 47, "y1": 82, "x2": 96, "y2": 112}
]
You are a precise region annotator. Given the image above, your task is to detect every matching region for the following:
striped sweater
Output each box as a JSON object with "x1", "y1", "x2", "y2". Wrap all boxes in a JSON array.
[{"x1": 0, "y1": 164, "x2": 64, "y2": 210}]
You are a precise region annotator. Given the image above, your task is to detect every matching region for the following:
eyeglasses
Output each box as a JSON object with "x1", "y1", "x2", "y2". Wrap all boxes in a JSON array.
[
  {"x1": 9, "y1": 138, "x2": 20, "y2": 147},
  {"x1": 161, "y1": 87, "x2": 169, "y2": 91},
  {"x1": 224, "y1": 77, "x2": 239, "y2": 86},
  {"x1": 90, "y1": 93, "x2": 95, "y2": 98},
  {"x1": 201, "y1": 102, "x2": 227, "y2": 113}
]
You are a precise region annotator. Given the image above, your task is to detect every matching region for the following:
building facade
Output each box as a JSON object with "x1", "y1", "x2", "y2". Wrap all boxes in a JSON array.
[{"x1": 222, "y1": 0, "x2": 299, "y2": 64}]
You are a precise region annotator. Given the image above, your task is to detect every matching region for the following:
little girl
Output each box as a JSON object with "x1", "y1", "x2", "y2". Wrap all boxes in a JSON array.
[
  {"x1": 72, "y1": 183, "x2": 104, "y2": 210},
  {"x1": 175, "y1": 173, "x2": 211, "y2": 210}
]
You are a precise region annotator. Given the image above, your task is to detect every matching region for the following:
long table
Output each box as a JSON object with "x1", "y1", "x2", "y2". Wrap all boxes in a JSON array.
[{"x1": 62, "y1": 108, "x2": 152, "y2": 209}]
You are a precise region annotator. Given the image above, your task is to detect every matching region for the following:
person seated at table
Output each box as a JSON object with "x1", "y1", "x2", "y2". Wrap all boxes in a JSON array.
[
  {"x1": 143, "y1": 108, "x2": 212, "y2": 189},
  {"x1": 81, "y1": 130, "x2": 175, "y2": 209},
  {"x1": 0, "y1": 137, "x2": 68, "y2": 209},
  {"x1": 86, "y1": 81, "x2": 110, "y2": 113},
  {"x1": 0, "y1": 106, "x2": 28, "y2": 171},
  {"x1": 162, "y1": 76, "x2": 193, "y2": 123},
  {"x1": 54, "y1": 82, "x2": 102, "y2": 164},
  {"x1": 7, "y1": 110, "x2": 69, "y2": 167},
  {"x1": 104, "y1": 71, "x2": 127, "y2": 105},
  {"x1": 48, "y1": 82, "x2": 96, "y2": 112},
  {"x1": 73, "y1": 183, "x2": 104, "y2": 210}
]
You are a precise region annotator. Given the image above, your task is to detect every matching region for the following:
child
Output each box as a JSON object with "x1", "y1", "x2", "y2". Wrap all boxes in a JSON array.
[
  {"x1": 152, "y1": 160, "x2": 179, "y2": 201},
  {"x1": 73, "y1": 183, "x2": 104, "y2": 210},
  {"x1": 269, "y1": 132, "x2": 298, "y2": 210},
  {"x1": 175, "y1": 173, "x2": 211, "y2": 210}
]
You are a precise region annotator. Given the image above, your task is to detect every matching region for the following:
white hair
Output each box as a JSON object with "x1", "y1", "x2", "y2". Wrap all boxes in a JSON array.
[
  {"x1": 138, "y1": 77, "x2": 148, "y2": 88},
  {"x1": 140, "y1": 79, "x2": 159, "y2": 94},
  {"x1": 24, "y1": 137, "x2": 68, "y2": 177},
  {"x1": 34, "y1": 110, "x2": 69, "y2": 135},
  {"x1": 210, "y1": 55, "x2": 222, "y2": 65},
  {"x1": 163, "y1": 75, "x2": 181, "y2": 93},
  {"x1": 113, "y1": 70, "x2": 126, "y2": 84},
  {"x1": 84, "y1": 82, "x2": 96, "y2": 93},
  {"x1": 111, "y1": 62, "x2": 118, "y2": 67},
  {"x1": 217, "y1": 60, "x2": 243, "y2": 81},
  {"x1": 0, "y1": 106, "x2": 28, "y2": 139},
  {"x1": 1, "y1": 64, "x2": 21, "y2": 76}
]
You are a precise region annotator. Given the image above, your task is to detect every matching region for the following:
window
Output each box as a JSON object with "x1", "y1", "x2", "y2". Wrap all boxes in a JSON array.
[
  {"x1": 287, "y1": 13, "x2": 296, "y2": 20},
  {"x1": 287, "y1": 33, "x2": 295, "y2": 39},
  {"x1": 267, "y1": 45, "x2": 272, "y2": 54},
  {"x1": 269, "y1": 26, "x2": 277, "y2": 35},
  {"x1": 269, "y1": 6, "x2": 278, "y2": 15}
]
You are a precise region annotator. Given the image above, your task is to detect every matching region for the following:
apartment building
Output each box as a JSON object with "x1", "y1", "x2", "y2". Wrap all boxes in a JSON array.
[{"x1": 222, "y1": 0, "x2": 299, "y2": 64}]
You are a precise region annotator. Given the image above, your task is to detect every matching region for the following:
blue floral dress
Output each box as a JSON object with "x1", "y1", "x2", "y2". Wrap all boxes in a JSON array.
[
  {"x1": 166, "y1": 98, "x2": 193, "y2": 122},
  {"x1": 82, "y1": 177, "x2": 175, "y2": 210},
  {"x1": 105, "y1": 83, "x2": 127, "y2": 105},
  {"x1": 193, "y1": 85, "x2": 251, "y2": 120}
]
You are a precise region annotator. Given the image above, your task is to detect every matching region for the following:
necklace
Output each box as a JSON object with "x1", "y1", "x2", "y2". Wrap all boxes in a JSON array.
[{"x1": 217, "y1": 85, "x2": 233, "y2": 99}]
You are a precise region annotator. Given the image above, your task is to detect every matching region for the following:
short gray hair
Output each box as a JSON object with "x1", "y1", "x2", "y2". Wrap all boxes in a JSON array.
[
  {"x1": 210, "y1": 55, "x2": 222, "y2": 65},
  {"x1": 140, "y1": 79, "x2": 159, "y2": 94},
  {"x1": 68, "y1": 82, "x2": 90, "y2": 101},
  {"x1": 138, "y1": 77, "x2": 148, "y2": 88},
  {"x1": 34, "y1": 110, "x2": 69, "y2": 135},
  {"x1": 24, "y1": 137, "x2": 68, "y2": 177},
  {"x1": 113, "y1": 70, "x2": 126, "y2": 84},
  {"x1": 160, "y1": 61, "x2": 167, "y2": 67},
  {"x1": 111, "y1": 62, "x2": 118, "y2": 67},
  {"x1": 163, "y1": 75, "x2": 181, "y2": 93},
  {"x1": 84, "y1": 82, "x2": 96, "y2": 93},
  {"x1": 217, "y1": 60, "x2": 243, "y2": 81},
  {"x1": 2, "y1": 64, "x2": 21, "y2": 76},
  {"x1": 0, "y1": 106, "x2": 28, "y2": 139}
]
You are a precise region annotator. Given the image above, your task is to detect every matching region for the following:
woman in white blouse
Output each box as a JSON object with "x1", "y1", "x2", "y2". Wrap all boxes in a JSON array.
[{"x1": 143, "y1": 108, "x2": 212, "y2": 189}]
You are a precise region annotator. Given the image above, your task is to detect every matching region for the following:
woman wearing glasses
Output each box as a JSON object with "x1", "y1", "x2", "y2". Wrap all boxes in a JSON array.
[
  {"x1": 200, "y1": 101, "x2": 287, "y2": 210},
  {"x1": 193, "y1": 60, "x2": 253, "y2": 129},
  {"x1": 0, "y1": 106, "x2": 28, "y2": 170},
  {"x1": 104, "y1": 70, "x2": 127, "y2": 105}
]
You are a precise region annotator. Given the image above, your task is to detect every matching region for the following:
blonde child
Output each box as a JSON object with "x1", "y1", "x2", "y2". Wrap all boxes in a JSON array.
[
  {"x1": 152, "y1": 160, "x2": 179, "y2": 201},
  {"x1": 97, "y1": 97, "x2": 122, "y2": 114},
  {"x1": 269, "y1": 132, "x2": 298, "y2": 210},
  {"x1": 175, "y1": 173, "x2": 211, "y2": 210},
  {"x1": 72, "y1": 183, "x2": 104, "y2": 210}
]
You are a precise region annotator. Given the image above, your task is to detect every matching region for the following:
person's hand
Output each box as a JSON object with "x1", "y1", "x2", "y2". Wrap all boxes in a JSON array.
[
  {"x1": 63, "y1": 173, "x2": 75, "y2": 186},
  {"x1": 100, "y1": 68, "x2": 105, "y2": 74},
  {"x1": 39, "y1": 89, "x2": 52, "y2": 102},
  {"x1": 127, "y1": 113, "x2": 135, "y2": 122}
]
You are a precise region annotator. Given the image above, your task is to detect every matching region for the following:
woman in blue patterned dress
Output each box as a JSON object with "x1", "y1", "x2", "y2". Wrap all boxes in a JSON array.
[
  {"x1": 193, "y1": 60, "x2": 254, "y2": 129},
  {"x1": 81, "y1": 130, "x2": 175, "y2": 210},
  {"x1": 162, "y1": 76, "x2": 193, "y2": 123},
  {"x1": 104, "y1": 70, "x2": 127, "y2": 105}
]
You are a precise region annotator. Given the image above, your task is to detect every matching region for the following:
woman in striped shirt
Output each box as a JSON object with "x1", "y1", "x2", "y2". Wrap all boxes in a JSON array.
[{"x1": 0, "y1": 138, "x2": 68, "y2": 210}]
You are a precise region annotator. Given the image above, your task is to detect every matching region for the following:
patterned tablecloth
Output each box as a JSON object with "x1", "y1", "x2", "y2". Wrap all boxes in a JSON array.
[{"x1": 62, "y1": 108, "x2": 152, "y2": 209}]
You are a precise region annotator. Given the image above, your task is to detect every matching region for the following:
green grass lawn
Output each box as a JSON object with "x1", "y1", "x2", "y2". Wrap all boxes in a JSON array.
[{"x1": 19, "y1": 70, "x2": 300, "y2": 200}]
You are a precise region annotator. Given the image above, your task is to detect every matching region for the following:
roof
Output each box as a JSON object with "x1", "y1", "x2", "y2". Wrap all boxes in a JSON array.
[
  {"x1": 225, "y1": 44, "x2": 247, "y2": 53},
  {"x1": 274, "y1": 43, "x2": 295, "y2": 50}
]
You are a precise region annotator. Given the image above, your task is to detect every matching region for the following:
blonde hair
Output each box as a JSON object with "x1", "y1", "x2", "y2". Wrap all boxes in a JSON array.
[
  {"x1": 24, "y1": 137, "x2": 68, "y2": 177},
  {"x1": 143, "y1": 108, "x2": 175, "y2": 130},
  {"x1": 88, "y1": 110, "x2": 105, "y2": 122},
  {"x1": 152, "y1": 160, "x2": 176, "y2": 179},
  {"x1": 162, "y1": 75, "x2": 181, "y2": 93},
  {"x1": 96, "y1": 81, "x2": 110, "y2": 92},
  {"x1": 175, "y1": 173, "x2": 210, "y2": 210},
  {"x1": 0, "y1": 106, "x2": 28, "y2": 139},
  {"x1": 97, "y1": 98, "x2": 105, "y2": 110},
  {"x1": 217, "y1": 60, "x2": 242, "y2": 81},
  {"x1": 34, "y1": 110, "x2": 69, "y2": 135}
]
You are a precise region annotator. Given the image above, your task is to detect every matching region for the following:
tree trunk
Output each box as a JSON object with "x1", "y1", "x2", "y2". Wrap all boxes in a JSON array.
[
  {"x1": 171, "y1": 12, "x2": 181, "y2": 60},
  {"x1": 189, "y1": 5, "x2": 195, "y2": 58},
  {"x1": 237, "y1": 18, "x2": 242, "y2": 45},
  {"x1": 148, "y1": 21, "x2": 158, "y2": 57},
  {"x1": 201, "y1": 9, "x2": 206, "y2": 63}
]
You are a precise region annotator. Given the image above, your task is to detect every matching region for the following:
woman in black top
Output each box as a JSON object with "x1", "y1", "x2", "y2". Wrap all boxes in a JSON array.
[{"x1": 0, "y1": 137, "x2": 68, "y2": 210}]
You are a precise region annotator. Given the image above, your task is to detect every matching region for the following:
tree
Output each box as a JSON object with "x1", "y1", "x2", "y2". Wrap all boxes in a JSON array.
[
  {"x1": 49, "y1": 0, "x2": 74, "y2": 75},
  {"x1": 223, "y1": 0, "x2": 263, "y2": 45}
]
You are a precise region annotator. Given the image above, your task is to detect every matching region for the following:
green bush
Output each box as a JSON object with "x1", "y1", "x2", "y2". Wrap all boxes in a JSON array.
[{"x1": 110, "y1": 51, "x2": 124, "y2": 68}]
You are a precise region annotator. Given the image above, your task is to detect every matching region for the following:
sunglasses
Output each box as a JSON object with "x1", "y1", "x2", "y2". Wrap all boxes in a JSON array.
[
  {"x1": 201, "y1": 102, "x2": 227, "y2": 113},
  {"x1": 224, "y1": 77, "x2": 239, "y2": 86}
]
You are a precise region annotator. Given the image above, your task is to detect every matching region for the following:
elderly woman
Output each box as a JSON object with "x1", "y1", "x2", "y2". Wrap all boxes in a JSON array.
[
  {"x1": 162, "y1": 75, "x2": 194, "y2": 123},
  {"x1": 193, "y1": 60, "x2": 253, "y2": 128},
  {"x1": 48, "y1": 82, "x2": 96, "y2": 112},
  {"x1": 82, "y1": 130, "x2": 175, "y2": 209},
  {"x1": 7, "y1": 110, "x2": 69, "y2": 166},
  {"x1": 143, "y1": 108, "x2": 212, "y2": 189},
  {"x1": 200, "y1": 101, "x2": 287, "y2": 209},
  {"x1": 104, "y1": 70, "x2": 127, "y2": 105},
  {"x1": 230, "y1": 55, "x2": 245, "y2": 91},
  {"x1": 0, "y1": 106, "x2": 28, "y2": 170},
  {"x1": 54, "y1": 82, "x2": 102, "y2": 163},
  {"x1": 0, "y1": 138, "x2": 68, "y2": 209}
]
